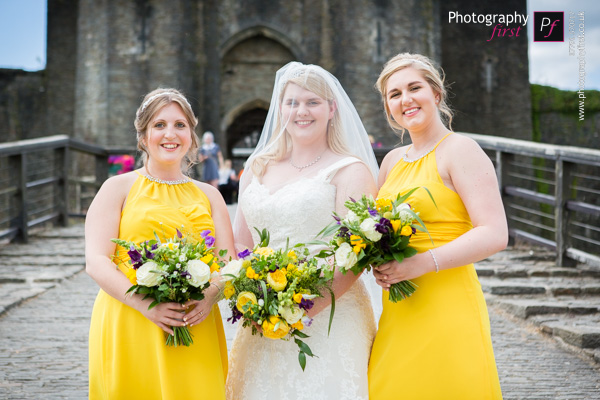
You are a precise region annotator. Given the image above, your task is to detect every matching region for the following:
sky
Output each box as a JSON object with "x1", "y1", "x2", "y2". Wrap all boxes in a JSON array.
[{"x1": 0, "y1": 0, "x2": 598, "y2": 91}]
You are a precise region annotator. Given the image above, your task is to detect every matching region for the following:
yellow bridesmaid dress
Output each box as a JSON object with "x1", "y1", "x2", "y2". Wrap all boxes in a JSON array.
[
  {"x1": 368, "y1": 133, "x2": 502, "y2": 399},
  {"x1": 89, "y1": 172, "x2": 228, "y2": 399}
]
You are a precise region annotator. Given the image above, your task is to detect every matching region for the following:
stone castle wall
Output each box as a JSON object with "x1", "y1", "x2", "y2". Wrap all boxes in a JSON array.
[{"x1": 3, "y1": 0, "x2": 535, "y2": 152}]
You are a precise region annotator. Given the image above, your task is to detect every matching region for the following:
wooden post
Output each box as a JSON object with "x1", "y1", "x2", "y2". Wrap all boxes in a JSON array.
[
  {"x1": 555, "y1": 158, "x2": 576, "y2": 267},
  {"x1": 12, "y1": 152, "x2": 28, "y2": 243},
  {"x1": 497, "y1": 151, "x2": 514, "y2": 245},
  {"x1": 54, "y1": 146, "x2": 69, "y2": 227},
  {"x1": 95, "y1": 153, "x2": 109, "y2": 188}
]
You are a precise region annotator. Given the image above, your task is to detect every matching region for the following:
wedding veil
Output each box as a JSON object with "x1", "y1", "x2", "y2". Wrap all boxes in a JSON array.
[
  {"x1": 232, "y1": 61, "x2": 382, "y2": 318},
  {"x1": 233, "y1": 61, "x2": 379, "y2": 244}
]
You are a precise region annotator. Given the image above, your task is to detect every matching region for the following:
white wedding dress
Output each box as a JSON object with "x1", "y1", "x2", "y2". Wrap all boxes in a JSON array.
[{"x1": 226, "y1": 157, "x2": 377, "y2": 400}]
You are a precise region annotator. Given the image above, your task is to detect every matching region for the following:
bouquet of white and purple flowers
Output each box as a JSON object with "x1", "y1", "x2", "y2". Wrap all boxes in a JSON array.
[
  {"x1": 220, "y1": 229, "x2": 335, "y2": 370},
  {"x1": 112, "y1": 228, "x2": 226, "y2": 346},
  {"x1": 317, "y1": 189, "x2": 434, "y2": 302}
]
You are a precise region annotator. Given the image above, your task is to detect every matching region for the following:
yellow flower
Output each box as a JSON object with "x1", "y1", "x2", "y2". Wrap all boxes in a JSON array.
[
  {"x1": 236, "y1": 291, "x2": 257, "y2": 313},
  {"x1": 254, "y1": 247, "x2": 274, "y2": 257},
  {"x1": 293, "y1": 293, "x2": 303, "y2": 303},
  {"x1": 291, "y1": 320, "x2": 304, "y2": 330},
  {"x1": 267, "y1": 269, "x2": 287, "y2": 291},
  {"x1": 376, "y1": 198, "x2": 392, "y2": 211},
  {"x1": 400, "y1": 225, "x2": 413, "y2": 236},
  {"x1": 246, "y1": 266, "x2": 259, "y2": 280},
  {"x1": 201, "y1": 253, "x2": 214, "y2": 265},
  {"x1": 125, "y1": 268, "x2": 137, "y2": 285},
  {"x1": 350, "y1": 235, "x2": 366, "y2": 254},
  {"x1": 166, "y1": 242, "x2": 179, "y2": 251},
  {"x1": 209, "y1": 263, "x2": 219, "y2": 273},
  {"x1": 262, "y1": 315, "x2": 290, "y2": 339},
  {"x1": 390, "y1": 219, "x2": 402, "y2": 233},
  {"x1": 223, "y1": 281, "x2": 235, "y2": 299},
  {"x1": 287, "y1": 250, "x2": 297, "y2": 261},
  {"x1": 242, "y1": 260, "x2": 252, "y2": 269}
]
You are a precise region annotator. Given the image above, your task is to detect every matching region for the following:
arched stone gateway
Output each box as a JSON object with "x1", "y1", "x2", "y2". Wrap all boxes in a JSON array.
[{"x1": 220, "y1": 29, "x2": 296, "y2": 157}]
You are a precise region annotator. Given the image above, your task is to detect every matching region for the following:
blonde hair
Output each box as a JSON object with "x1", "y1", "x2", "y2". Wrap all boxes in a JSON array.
[
  {"x1": 251, "y1": 69, "x2": 351, "y2": 177},
  {"x1": 134, "y1": 88, "x2": 200, "y2": 172},
  {"x1": 375, "y1": 53, "x2": 453, "y2": 140}
]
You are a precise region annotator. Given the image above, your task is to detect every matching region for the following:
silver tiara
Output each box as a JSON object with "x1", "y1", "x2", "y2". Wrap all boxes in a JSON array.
[
  {"x1": 137, "y1": 91, "x2": 192, "y2": 115},
  {"x1": 278, "y1": 63, "x2": 313, "y2": 93}
]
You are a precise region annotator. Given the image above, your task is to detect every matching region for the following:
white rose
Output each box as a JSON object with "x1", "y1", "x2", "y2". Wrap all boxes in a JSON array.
[
  {"x1": 136, "y1": 261, "x2": 163, "y2": 287},
  {"x1": 186, "y1": 259, "x2": 211, "y2": 287},
  {"x1": 360, "y1": 218, "x2": 383, "y2": 242},
  {"x1": 220, "y1": 259, "x2": 243, "y2": 281},
  {"x1": 335, "y1": 242, "x2": 357, "y2": 271},
  {"x1": 345, "y1": 210, "x2": 360, "y2": 223},
  {"x1": 279, "y1": 305, "x2": 303, "y2": 324}
]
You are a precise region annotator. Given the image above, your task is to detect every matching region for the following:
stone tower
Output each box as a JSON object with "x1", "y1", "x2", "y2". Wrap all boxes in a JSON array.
[{"x1": 45, "y1": 0, "x2": 531, "y2": 155}]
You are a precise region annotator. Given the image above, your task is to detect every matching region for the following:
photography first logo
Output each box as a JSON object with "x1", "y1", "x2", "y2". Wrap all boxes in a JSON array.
[
  {"x1": 447, "y1": 11, "x2": 528, "y2": 41},
  {"x1": 534, "y1": 12, "x2": 564, "y2": 42}
]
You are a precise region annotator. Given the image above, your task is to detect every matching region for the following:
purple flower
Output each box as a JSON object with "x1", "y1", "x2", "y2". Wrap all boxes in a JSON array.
[
  {"x1": 180, "y1": 270, "x2": 191, "y2": 279},
  {"x1": 349, "y1": 197, "x2": 357, "y2": 203},
  {"x1": 205, "y1": 235, "x2": 215, "y2": 247},
  {"x1": 128, "y1": 246, "x2": 144, "y2": 269},
  {"x1": 333, "y1": 214, "x2": 341, "y2": 222},
  {"x1": 338, "y1": 226, "x2": 350, "y2": 238},
  {"x1": 368, "y1": 207, "x2": 378, "y2": 217},
  {"x1": 375, "y1": 218, "x2": 392, "y2": 234},
  {"x1": 201, "y1": 229, "x2": 211, "y2": 238},
  {"x1": 144, "y1": 243, "x2": 158, "y2": 260},
  {"x1": 176, "y1": 228, "x2": 183, "y2": 238},
  {"x1": 238, "y1": 249, "x2": 252, "y2": 259},
  {"x1": 299, "y1": 298, "x2": 314, "y2": 311},
  {"x1": 227, "y1": 308, "x2": 243, "y2": 324}
]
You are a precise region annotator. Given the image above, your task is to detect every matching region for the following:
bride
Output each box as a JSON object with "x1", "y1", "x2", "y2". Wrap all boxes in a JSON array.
[{"x1": 225, "y1": 62, "x2": 380, "y2": 399}]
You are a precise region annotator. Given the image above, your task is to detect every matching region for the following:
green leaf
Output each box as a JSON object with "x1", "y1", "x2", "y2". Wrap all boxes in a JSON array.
[
  {"x1": 392, "y1": 251, "x2": 405, "y2": 264},
  {"x1": 294, "y1": 338, "x2": 314, "y2": 357},
  {"x1": 298, "y1": 351, "x2": 306, "y2": 371},
  {"x1": 148, "y1": 300, "x2": 159, "y2": 310},
  {"x1": 327, "y1": 287, "x2": 335, "y2": 336},
  {"x1": 293, "y1": 330, "x2": 309, "y2": 339},
  {"x1": 259, "y1": 280, "x2": 269, "y2": 310},
  {"x1": 405, "y1": 247, "x2": 418, "y2": 258}
]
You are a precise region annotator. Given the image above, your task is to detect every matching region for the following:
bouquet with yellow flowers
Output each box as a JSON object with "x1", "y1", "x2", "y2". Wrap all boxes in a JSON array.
[
  {"x1": 221, "y1": 229, "x2": 334, "y2": 370},
  {"x1": 112, "y1": 228, "x2": 226, "y2": 346},
  {"x1": 317, "y1": 189, "x2": 434, "y2": 302}
]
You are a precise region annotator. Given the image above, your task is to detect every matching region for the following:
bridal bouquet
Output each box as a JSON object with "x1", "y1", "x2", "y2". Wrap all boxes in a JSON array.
[
  {"x1": 112, "y1": 228, "x2": 226, "y2": 346},
  {"x1": 317, "y1": 189, "x2": 434, "y2": 302},
  {"x1": 221, "y1": 229, "x2": 335, "y2": 370}
]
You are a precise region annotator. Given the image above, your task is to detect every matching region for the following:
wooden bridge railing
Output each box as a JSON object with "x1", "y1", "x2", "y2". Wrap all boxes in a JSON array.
[{"x1": 1, "y1": 133, "x2": 599, "y2": 268}]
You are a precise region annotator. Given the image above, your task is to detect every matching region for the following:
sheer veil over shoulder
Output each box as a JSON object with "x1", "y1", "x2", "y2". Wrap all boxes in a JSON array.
[{"x1": 227, "y1": 62, "x2": 381, "y2": 400}]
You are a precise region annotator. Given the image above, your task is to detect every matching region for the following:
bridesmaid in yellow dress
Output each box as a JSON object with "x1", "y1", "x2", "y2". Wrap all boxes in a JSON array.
[
  {"x1": 368, "y1": 53, "x2": 507, "y2": 399},
  {"x1": 85, "y1": 88, "x2": 235, "y2": 399}
]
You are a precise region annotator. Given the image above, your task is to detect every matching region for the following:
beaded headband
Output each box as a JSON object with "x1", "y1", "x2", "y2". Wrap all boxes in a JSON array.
[
  {"x1": 137, "y1": 91, "x2": 193, "y2": 116},
  {"x1": 402, "y1": 58, "x2": 432, "y2": 68}
]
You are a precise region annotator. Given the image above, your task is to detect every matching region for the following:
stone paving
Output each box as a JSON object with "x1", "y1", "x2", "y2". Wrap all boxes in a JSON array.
[{"x1": 1, "y1": 222, "x2": 599, "y2": 399}]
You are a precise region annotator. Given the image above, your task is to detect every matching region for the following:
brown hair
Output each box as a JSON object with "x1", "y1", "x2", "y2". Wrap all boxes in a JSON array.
[{"x1": 134, "y1": 88, "x2": 200, "y2": 172}]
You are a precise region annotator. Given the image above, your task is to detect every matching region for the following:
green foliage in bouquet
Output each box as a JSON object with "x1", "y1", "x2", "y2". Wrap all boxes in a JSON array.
[
  {"x1": 315, "y1": 188, "x2": 435, "y2": 302},
  {"x1": 221, "y1": 228, "x2": 335, "y2": 370}
]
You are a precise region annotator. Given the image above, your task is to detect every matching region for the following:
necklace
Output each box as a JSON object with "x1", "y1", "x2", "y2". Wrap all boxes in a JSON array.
[
  {"x1": 143, "y1": 168, "x2": 191, "y2": 185},
  {"x1": 290, "y1": 152, "x2": 324, "y2": 171},
  {"x1": 402, "y1": 145, "x2": 436, "y2": 163}
]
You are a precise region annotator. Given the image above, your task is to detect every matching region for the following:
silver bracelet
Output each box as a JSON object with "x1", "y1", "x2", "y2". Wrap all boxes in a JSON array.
[{"x1": 428, "y1": 249, "x2": 439, "y2": 273}]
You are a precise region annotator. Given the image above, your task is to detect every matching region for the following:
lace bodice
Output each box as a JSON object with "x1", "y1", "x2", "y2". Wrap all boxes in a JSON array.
[
  {"x1": 226, "y1": 157, "x2": 377, "y2": 400},
  {"x1": 242, "y1": 167, "x2": 339, "y2": 251}
]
